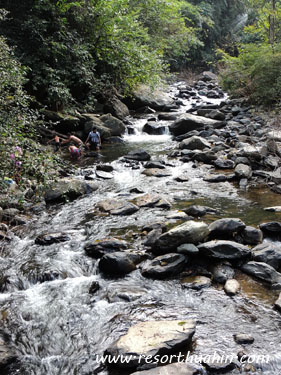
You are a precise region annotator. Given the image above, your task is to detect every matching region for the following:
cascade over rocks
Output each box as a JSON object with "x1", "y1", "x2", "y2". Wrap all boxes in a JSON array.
[{"x1": 105, "y1": 320, "x2": 196, "y2": 368}]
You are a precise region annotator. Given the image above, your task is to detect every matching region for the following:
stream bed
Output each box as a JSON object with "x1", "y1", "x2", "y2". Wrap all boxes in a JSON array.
[{"x1": 1, "y1": 81, "x2": 281, "y2": 375}]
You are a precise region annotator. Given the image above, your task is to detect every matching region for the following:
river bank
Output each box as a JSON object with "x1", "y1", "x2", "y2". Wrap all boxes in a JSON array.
[{"x1": 1, "y1": 72, "x2": 281, "y2": 375}]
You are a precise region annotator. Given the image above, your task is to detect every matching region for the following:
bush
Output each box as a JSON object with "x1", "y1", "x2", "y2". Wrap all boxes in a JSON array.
[{"x1": 218, "y1": 43, "x2": 281, "y2": 105}]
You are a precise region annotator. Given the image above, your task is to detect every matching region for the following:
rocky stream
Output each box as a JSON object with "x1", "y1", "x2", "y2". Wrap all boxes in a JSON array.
[{"x1": 1, "y1": 72, "x2": 281, "y2": 375}]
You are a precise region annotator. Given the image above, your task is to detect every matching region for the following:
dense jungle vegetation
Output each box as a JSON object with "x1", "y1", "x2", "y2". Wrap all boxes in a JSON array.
[{"x1": 0, "y1": 0, "x2": 280, "y2": 191}]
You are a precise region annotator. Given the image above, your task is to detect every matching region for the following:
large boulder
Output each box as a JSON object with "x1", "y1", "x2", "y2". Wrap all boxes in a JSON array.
[
  {"x1": 126, "y1": 85, "x2": 175, "y2": 111},
  {"x1": 100, "y1": 114, "x2": 126, "y2": 136},
  {"x1": 252, "y1": 242, "x2": 281, "y2": 270},
  {"x1": 104, "y1": 96, "x2": 130, "y2": 120},
  {"x1": 141, "y1": 253, "x2": 186, "y2": 279},
  {"x1": 85, "y1": 238, "x2": 128, "y2": 258},
  {"x1": 83, "y1": 114, "x2": 111, "y2": 139},
  {"x1": 241, "y1": 261, "x2": 281, "y2": 289},
  {"x1": 99, "y1": 252, "x2": 142, "y2": 275},
  {"x1": 152, "y1": 221, "x2": 209, "y2": 254},
  {"x1": 259, "y1": 222, "x2": 281, "y2": 240},
  {"x1": 209, "y1": 218, "x2": 246, "y2": 240},
  {"x1": 44, "y1": 178, "x2": 98, "y2": 203},
  {"x1": 179, "y1": 136, "x2": 211, "y2": 151},
  {"x1": 169, "y1": 114, "x2": 223, "y2": 136},
  {"x1": 198, "y1": 240, "x2": 251, "y2": 260},
  {"x1": 124, "y1": 149, "x2": 151, "y2": 161},
  {"x1": 143, "y1": 122, "x2": 166, "y2": 135},
  {"x1": 97, "y1": 199, "x2": 139, "y2": 215},
  {"x1": 105, "y1": 320, "x2": 196, "y2": 368}
]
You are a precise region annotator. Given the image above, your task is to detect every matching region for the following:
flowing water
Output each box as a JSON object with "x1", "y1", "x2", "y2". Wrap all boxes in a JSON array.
[{"x1": 2, "y1": 82, "x2": 281, "y2": 375}]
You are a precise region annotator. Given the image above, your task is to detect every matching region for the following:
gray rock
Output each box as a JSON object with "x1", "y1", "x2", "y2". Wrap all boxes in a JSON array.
[
  {"x1": 100, "y1": 113, "x2": 126, "y2": 136},
  {"x1": 95, "y1": 170, "x2": 114, "y2": 179},
  {"x1": 214, "y1": 159, "x2": 235, "y2": 169},
  {"x1": 166, "y1": 211, "x2": 190, "y2": 220},
  {"x1": 274, "y1": 293, "x2": 281, "y2": 311},
  {"x1": 241, "y1": 261, "x2": 281, "y2": 289},
  {"x1": 235, "y1": 164, "x2": 252, "y2": 179},
  {"x1": 265, "y1": 206, "x2": 281, "y2": 212},
  {"x1": 0, "y1": 336, "x2": 16, "y2": 371},
  {"x1": 104, "y1": 96, "x2": 129, "y2": 120},
  {"x1": 143, "y1": 122, "x2": 165, "y2": 135},
  {"x1": 99, "y1": 252, "x2": 142, "y2": 275},
  {"x1": 234, "y1": 226, "x2": 263, "y2": 245},
  {"x1": 169, "y1": 114, "x2": 222, "y2": 136},
  {"x1": 85, "y1": 238, "x2": 127, "y2": 258},
  {"x1": 2, "y1": 208, "x2": 20, "y2": 221},
  {"x1": 233, "y1": 334, "x2": 254, "y2": 344},
  {"x1": 198, "y1": 240, "x2": 251, "y2": 260},
  {"x1": 96, "y1": 164, "x2": 114, "y2": 173},
  {"x1": 142, "y1": 253, "x2": 186, "y2": 279},
  {"x1": 158, "y1": 113, "x2": 177, "y2": 121},
  {"x1": 142, "y1": 169, "x2": 171, "y2": 177},
  {"x1": 203, "y1": 174, "x2": 229, "y2": 183},
  {"x1": 97, "y1": 199, "x2": 139, "y2": 215},
  {"x1": 174, "y1": 174, "x2": 189, "y2": 182},
  {"x1": 224, "y1": 279, "x2": 240, "y2": 295},
  {"x1": 129, "y1": 85, "x2": 175, "y2": 111},
  {"x1": 203, "y1": 359, "x2": 237, "y2": 373},
  {"x1": 201, "y1": 71, "x2": 218, "y2": 81},
  {"x1": 124, "y1": 149, "x2": 151, "y2": 161},
  {"x1": 44, "y1": 178, "x2": 98, "y2": 203},
  {"x1": 153, "y1": 221, "x2": 209, "y2": 254},
  {"x1": 252, "y1": 242, "x2": 281, "y2": 269},
  {"x1": 177, "y1": 243, "x2": 199, "y2": 255},
  {"x1": 209, "y1": 218, "x2": 246, "y2": 240},
  {"x1": 35, "y1": 232, "x2": 71, "y2": 246},
  {"x1": 132, "y1": 194, "x2": 161, "y2": 208},
  {"x1": 182, "y1": 275, "x2": 211, "y2": 290},
  {"x1": 179, "y1": 136, "x2": 211, "y2": 151},
  {"x1": 106, "y1": 320, "x2": 195, "y2": 368},
  {"x1": 144, "y1": 161, "x2": 165, "y2": 169},
  {"x1": 143, "y1": 227, "x2": 163, "y2": 247},
  {"x1": 212, "y1": 263, "x2": 235, "y2": 283},
  {"x1": 184, "y1": 205, "x2": 217, "y2": 218},
  {"x1": 130, "y1": 363, "x2": 202, "y2": 375},
  {"x1": 260, "y1": 222, "x2": 281, "y2": 238}
]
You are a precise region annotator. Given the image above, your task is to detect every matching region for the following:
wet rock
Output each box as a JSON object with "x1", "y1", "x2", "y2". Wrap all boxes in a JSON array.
[
  {"x1": 89, "y1": 281, "x2": 100, "y2": 294},
  {"x1": 209, "y1": 218, "x2": 246, "y2": 240},
  {"x1": 0, "y1": 231, "x2": 11, "y2": 241},
  {"x1": 234, "y1": 226, "x2": 263, "y2": 245},
  {"x1": 158, "y1": 113, "x2": 177, "y2": 121},
  {"x1": 265, "y1": 206, "x2": 281, "y2": 212},
  {"x1": 203, "y1": 359, "x2": 237, "y2": 373},
  {"x1": 179, "y1": 136, "x2": 211, "y2": 151},
  {"x1": 142, "y1": 169, "x2": 171, "y2": 177},
  {"x1": 259, "y1": 222, "x2": 281, "y2": 239},
  {"x1": 10, "y1": 215, "x2": 28, "y2": 226},
  {"x1": 45, "y1": 178, "x2": 98, "y2": 203},
  {"x1": 96, "y1": 164, "x2": 114, "y2": 173},
  {"x1": 85, "y1": 238, "x2": 128, "y2": 258},
  {"x1": 143, "y1": 122, "x2": 165, "y2": 135},
  {"x1": 241, "y1": 261, "x2": 281, "y2": 289},
  {"x1": 105, "y1": 320, "x2": 195, "y2": 368},
  {"x1": 233, "y1": 334, "x2": 254, "y2": 345},
  {"x1": 153, "y1": 221, "x2": 210, "y2": 254},
  {"x1": 174, "y1": 174, "x2": 189, "y2": 182},
  {"x1": 198, "y1": 240, "x2": 251, "y2": 260},
  {"x1": 177, "y1": 243, "x2": 199, "y2": 256},
  {"x1": 2, "y1": 208, "x2": 20, "y2": 221},
  {"x1": 35, "y1": 232, "x2": 71, "y2": 246},
  {"x1": 133, "y1": 193, "x2": 161, "y2": 208},
  {"x1": 142, "y1": 253, "x2": 186, "y2": 279},
  {"x1": 144, "y1": 161, "x2": 165, "y2": 169},
  {"x1": 169, "y1": 114, "x2": 222, "y2": 136},
  {"x1": 97, "y1": 199, "x2": 139, "y2": 215},
  {"x1": 184, "y1": 205, "x2": 217, "y2": 218},
  {"x1": 274, "y1": 293, "x2": 281, "y2": 311},
  {"x1": 238, "y1": 145, "x2": 262, "y2": 161},
  {"x1": 252, "y1": 242, "x2": 281, "y2": 270},
  {"x1": 203, "y1": 174, "x2": 229, "y2": 183},
  {"x1": 99, "y1": 252, "x2": 142, "y2": 275},
  {"x1": 95, "y1": 170, "x2": 114, "y2": 179},
  {"x1": 207, "y1": 109, "x2": 226, "y2": 121},
  {"x1": 106, "y1": 284, "x2": 147, "y2": 302},
  {"x1": 166, "y1": 211, "x2": 190, "y2": 220},
  {"x1": 182, "y1": 275, "x2": 211, "y2": 290},
  {"x1": 143, "y1": 227, "x2": 163, "y2": 247},
  {"x1": 99, "y1": 114, "x2": 126, "y2": 136},
  {"x1": 127, "y1": 85, "x2": 175, "y2": 111},
  {"x1": 214, "y1": 159, "x2": 235, "y2": 169},
  {"x1": 224, "y1": 279, "x2": 240, "y2": 296},
  {"x1": 124, "y1": 149, "x2": 151, "y2": 161},
  {"x1": 155, "y1": 198, "x2": 172, "y2": 209},
  {"x1": 104, "y1": 96, "x2": 129, "y2": 120},
  {"x1": 235, "y1": 164, "x2": 252, "y2": 179},
  {"x1": 212, "y1": 263, "x2": 235, "y2": 283},
  {"x1": 130, "y1": 363, "x2": 202, "y2": 375}
]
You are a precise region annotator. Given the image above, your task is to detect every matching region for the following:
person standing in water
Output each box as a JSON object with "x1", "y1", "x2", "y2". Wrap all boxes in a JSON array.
[{"x1": 85, "y1": 127, "x2": 101, "y2": 151}]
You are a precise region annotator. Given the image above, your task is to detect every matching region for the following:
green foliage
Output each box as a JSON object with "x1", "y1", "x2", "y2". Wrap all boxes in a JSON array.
[
  {"x1": 0, "y1": 34, "x2": 63, "y2": 193},
  {"x1": 219, "y1": 43, "x2": 281, "y2": 105}
]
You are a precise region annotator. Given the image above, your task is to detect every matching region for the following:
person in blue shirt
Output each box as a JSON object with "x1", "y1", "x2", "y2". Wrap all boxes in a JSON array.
[{"x1": 85, "y1": 126, "x2": 101, "y2": 151}]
